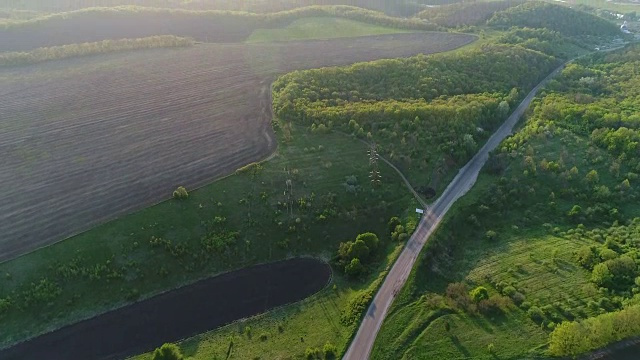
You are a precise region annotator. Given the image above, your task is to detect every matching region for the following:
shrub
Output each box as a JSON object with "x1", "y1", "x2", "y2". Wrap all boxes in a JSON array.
[
  {"x1": 388, "y1": 216, "x2": 401, "y2": 233},
  {"x1": 172, "y1": 186, "x2": 189, "y2": 199},
  {"x1": 446, "y1": 282, "x2": 473, "y2": 311},
  {"x1": 511, "y1": 292, "x2": 526, "y2": 306},
  {"x1": 576, "y1": 246, "x2": 599, "y2": 270},
  {"x1": 485, "y1": 230, "x2": 497, "y2": 240},
  {"x1": 152, "y1": 343, "x2": 183, "y2": 360},
  {"x1": 0, "y1": 298, "x2": 11, "y2": 314},
  {"x1": 259, "y1": 332, "x2": 268, "y2": 341},
  {"x1": 599, "y1": 248, "x2": 618, "y2": 261},
  {"x1": 356, "y1": 232, "x2": 379, "y2": 251},
  {"x1": 340, "y1": 288, "x2": 373, "y2": 326},
  {"x1": 501, "y1": 285, "x2": 517, "y2": 297},
  {"x1": 323, "y1": 342, "x2": 338, "y2": 359},
  {"x1": 478, "y1": 295, "x2": 509, "y2": 316},
  {"x1": 528, "y1": 306, "x2": 544, "y2": 323},
  {"x1": 470, "y1": 286, "x2": 489, "y2": 303},
  {"x1": 305, "y1": 347, "x2": 321, "y2": 359},
  {"x1": 345, "y1": 258, "x2": 364, "y2": 276}
]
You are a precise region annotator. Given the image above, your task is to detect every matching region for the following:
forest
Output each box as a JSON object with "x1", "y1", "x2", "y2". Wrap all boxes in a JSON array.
[
  {"x1": 373, "y1": 44, "x2": 640, "y2": 359},
  {"x1": 416, "y1": 0, "x2": 523, "y2": 28},
  {"x1": 488, "y1": 1, "x2": 620, "y2": 38},
  {"x1": 273, "y1": 36, "x2": 576, "y2": 196}
]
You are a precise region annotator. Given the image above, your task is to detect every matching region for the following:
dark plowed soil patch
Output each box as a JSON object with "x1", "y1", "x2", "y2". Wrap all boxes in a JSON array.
[
  {"x1": 0, "y1": 32, "x2": 476, "y2": 262},
  {"x1": 0, "y1": 258, "x2": 331, "y2": 360}
]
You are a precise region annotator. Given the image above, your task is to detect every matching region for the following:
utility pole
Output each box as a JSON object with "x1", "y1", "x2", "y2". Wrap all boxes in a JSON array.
[{"x1": 368, "y1": 143, "x2": 381, "y2": 187}]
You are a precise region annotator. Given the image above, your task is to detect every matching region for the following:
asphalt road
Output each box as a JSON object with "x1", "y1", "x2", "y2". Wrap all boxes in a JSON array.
[{"x1": 342, "y1": 60, "x2": 571, "y2": 360}]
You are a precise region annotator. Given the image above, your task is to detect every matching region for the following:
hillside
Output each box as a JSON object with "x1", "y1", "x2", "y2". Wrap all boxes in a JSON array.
[
  {"x1": 0, "y1": 5, "x2": 438, "y2": 52},
  {"x1": 488, "y1": 1, "x2": 620, "y2": 37},
  {"x1": 272, "y1": 40, "x2": 572, "y2": 200},
  {"x1": 0, "y1": 0, "x2": 427, "y2": 16},
  {"x1": 417, "y1": 0, "x2": 523, "y2": 27},
  {"x1": 372, "y1": 43, "x2": 640, "y2": 360}
]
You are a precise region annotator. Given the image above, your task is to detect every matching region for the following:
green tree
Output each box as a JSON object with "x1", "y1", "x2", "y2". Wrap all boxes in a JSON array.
[
  {"x1": 323, "y1": 342, "x2": 338, "y2": 359},
  {"x1": 345, "y1": 258, "x2": 364, "y2": 276},
  {"x1": 485, "y1": 230, "x2": 497, "y2": 240},
  {"x1": 470, "y1": 286, "x2": 489, "y2": 303},
  {"x1": 349, "y1": 240, "x2": 370, "y2": 260},
  {"x1": 568, "y1": 205, "x2": 582, "y2": 218},
  {"x1": 498, "y1": 100, "x2": 510, "y2": 118},
  {"x1": 172, "y1": 186, "x2": 189, "y2": 199},
  {"x1": 338, "y1": 241, "x2": 353, "y2": 260},
  {"x1": 585, "y1": 169, "x2": 599, "y2": 184},
  {"x1": 591, "y1": 263, "x2": 613, "y2": 288},
  {"x1": 622, "y1": 179, "x2": 631, "y2": 191},
  {"x1": 388, "y1": 216, "x2": 401, "y2": 233},
  {"x1": 548, "y1": 321, "x2": 588, "y2": 357},
  {"x1": 152, "y1": 343, "x2": 183, "y2": 360},
  {"x1": 356, "y1": 232, "x2": 379, "y2": 251}
]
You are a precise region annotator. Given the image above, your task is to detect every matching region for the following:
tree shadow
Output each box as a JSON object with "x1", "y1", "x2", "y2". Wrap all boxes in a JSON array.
[
  {"x1": 469, "y1": 315, "x2": 495, "y2": 334},
  {"x1": 450, "y1": 335, "x2": 471, "y2": 358}
]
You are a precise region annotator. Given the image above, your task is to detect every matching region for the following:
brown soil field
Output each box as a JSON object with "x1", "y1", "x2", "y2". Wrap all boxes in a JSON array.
[
  {"x1": 0, "y1": 258, "x2": 331, "y2": 360},
  {"x1": 0, "y1": 32, "x2": 476, "y2": 263},
  {"x1": 0, "y1": 12, "x2": 260, "y2": 52}
]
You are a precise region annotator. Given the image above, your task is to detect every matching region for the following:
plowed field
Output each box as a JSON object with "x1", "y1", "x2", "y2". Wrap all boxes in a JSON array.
[
  {"x1": 0, "y1": 258, "x2": 331, "y2": 360},
  {"x1": 0, "y1": 32, "x2": 476, "y2": 262}
]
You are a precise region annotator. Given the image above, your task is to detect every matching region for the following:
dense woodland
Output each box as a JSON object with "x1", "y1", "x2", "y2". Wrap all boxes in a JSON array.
[
  {"x1": 416, "y1": 0, "x2": 522, "y2": 27},
  {"x1": 488, "y1": 1, "x2": 620, "y2": 38},
  {"x1": 384, "y1": 44, "x2": 640, "y2": 358},
  {"x1": 273, "y1": 40, "x2": 569, "y2": 195}
]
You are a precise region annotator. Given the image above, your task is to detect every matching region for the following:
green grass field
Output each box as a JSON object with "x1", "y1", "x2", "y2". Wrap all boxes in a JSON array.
[
  {"x1": 246, "y1": 17, "x2": 411, "y2": 43},
  {"x1": 0, "y1": 121, "x2": 419, "y2": 351}
]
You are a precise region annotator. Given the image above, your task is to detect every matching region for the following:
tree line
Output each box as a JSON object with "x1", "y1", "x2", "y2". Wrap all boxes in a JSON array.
[
  {"x1": 0, "y1": 35, "x2": 194, "y2": 67},
  {"x1": 549, "y1": 304, "x2": 640, "y2": 357}
]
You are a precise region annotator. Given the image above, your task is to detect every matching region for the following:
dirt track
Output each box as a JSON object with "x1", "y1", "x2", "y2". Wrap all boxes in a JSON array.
[
  {"x1": 0, "y1": 33, "x2": 476, "y2": 262},
  {"x1": 0, "y1": 258, "x2": 331, "y2": 360}
]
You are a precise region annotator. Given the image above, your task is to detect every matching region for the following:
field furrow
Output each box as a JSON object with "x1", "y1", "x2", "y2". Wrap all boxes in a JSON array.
[{"x1": 0, "y1": 32, "x2": 475, "y2": 262}]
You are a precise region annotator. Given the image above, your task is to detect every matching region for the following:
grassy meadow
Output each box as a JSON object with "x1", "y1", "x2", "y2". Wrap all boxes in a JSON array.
[{"x1": 246, "y1": 17, "x2": 411, "y2": 43}]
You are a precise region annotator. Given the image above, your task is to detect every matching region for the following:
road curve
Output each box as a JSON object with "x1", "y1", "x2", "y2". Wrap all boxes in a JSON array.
[{"x1": 342, "y1": 59, "x2": 573, "y2": 360}]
